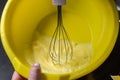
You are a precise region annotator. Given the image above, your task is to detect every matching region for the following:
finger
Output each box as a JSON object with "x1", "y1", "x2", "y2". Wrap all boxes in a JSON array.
[
  {"x1": 12, "y1": 71, "x2": 27, "y2": 80},
  {"x1": 28, "y1": 63, "x2": 41, "y2": 80}
]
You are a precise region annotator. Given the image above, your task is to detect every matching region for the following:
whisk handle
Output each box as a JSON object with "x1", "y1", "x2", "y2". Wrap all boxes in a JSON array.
[{"x1": 52, "y1": 0, "x2": 66, "y2": 5}]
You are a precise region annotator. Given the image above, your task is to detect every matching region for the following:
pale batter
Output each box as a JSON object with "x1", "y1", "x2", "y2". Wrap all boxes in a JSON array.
[{"x1": 31, "y1": 32, "x2": 93, "y2": 74}]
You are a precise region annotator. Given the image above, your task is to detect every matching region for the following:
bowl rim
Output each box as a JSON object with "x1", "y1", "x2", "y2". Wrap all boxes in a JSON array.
[{"x1": 0, "y1": 0, "x2": 119, "y2": 80}]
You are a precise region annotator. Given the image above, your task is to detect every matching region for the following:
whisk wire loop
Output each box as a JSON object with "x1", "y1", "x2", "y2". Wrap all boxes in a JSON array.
[{"x1": 49, "y1": 6, "x2": 73, "y2": 64}]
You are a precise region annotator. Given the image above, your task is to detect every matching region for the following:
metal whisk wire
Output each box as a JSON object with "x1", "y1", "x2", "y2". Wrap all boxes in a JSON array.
[{"x1": 49, "y1": 6, "x2": 73, "y2": 64}]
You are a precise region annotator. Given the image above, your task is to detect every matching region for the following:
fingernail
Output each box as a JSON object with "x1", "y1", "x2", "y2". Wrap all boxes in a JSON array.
[{"x1": 34, "y1": 63, "x2": 40, "y2": 67}]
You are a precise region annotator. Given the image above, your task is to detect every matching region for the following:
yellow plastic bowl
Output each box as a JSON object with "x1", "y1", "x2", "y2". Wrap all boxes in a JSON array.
[{"x1": 1, "y1": 0, "x2": 119, "y2": 80}]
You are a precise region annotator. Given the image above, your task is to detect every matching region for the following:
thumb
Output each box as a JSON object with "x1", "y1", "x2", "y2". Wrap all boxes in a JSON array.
[{"x1": 28, "y1": 63, "x2": 41, "y2": 80}]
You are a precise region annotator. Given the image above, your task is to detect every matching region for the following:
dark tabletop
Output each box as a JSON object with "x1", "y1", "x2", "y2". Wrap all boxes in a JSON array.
[{"x1": 0, "y1": 1, "x2": 14, "y2": 80}]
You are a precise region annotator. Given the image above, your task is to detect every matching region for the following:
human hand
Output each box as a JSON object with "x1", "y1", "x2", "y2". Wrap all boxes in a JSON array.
[{"x1": 12, "y1": 63, "x2": 41, "y2": 80}]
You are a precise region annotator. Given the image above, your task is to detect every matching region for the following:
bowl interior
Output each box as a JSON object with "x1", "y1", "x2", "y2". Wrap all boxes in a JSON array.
[{"x1": 1, "y1": 0, "x2": 119, "y2": 79}]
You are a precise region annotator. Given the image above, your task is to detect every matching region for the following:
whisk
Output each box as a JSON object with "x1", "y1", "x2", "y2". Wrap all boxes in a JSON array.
[{"x1": 49, "y1": 0, "x2": 73, "y2": 64}]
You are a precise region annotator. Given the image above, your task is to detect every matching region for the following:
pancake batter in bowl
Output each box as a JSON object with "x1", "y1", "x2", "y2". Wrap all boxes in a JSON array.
[{"x1": 30, "y1": 32, "x2": 93, "y2": 74}]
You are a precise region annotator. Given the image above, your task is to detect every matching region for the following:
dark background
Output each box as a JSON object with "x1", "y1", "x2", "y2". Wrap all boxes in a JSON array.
[{"x1": 0, "y1": 0, "x2": 120, "y2": 80}]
